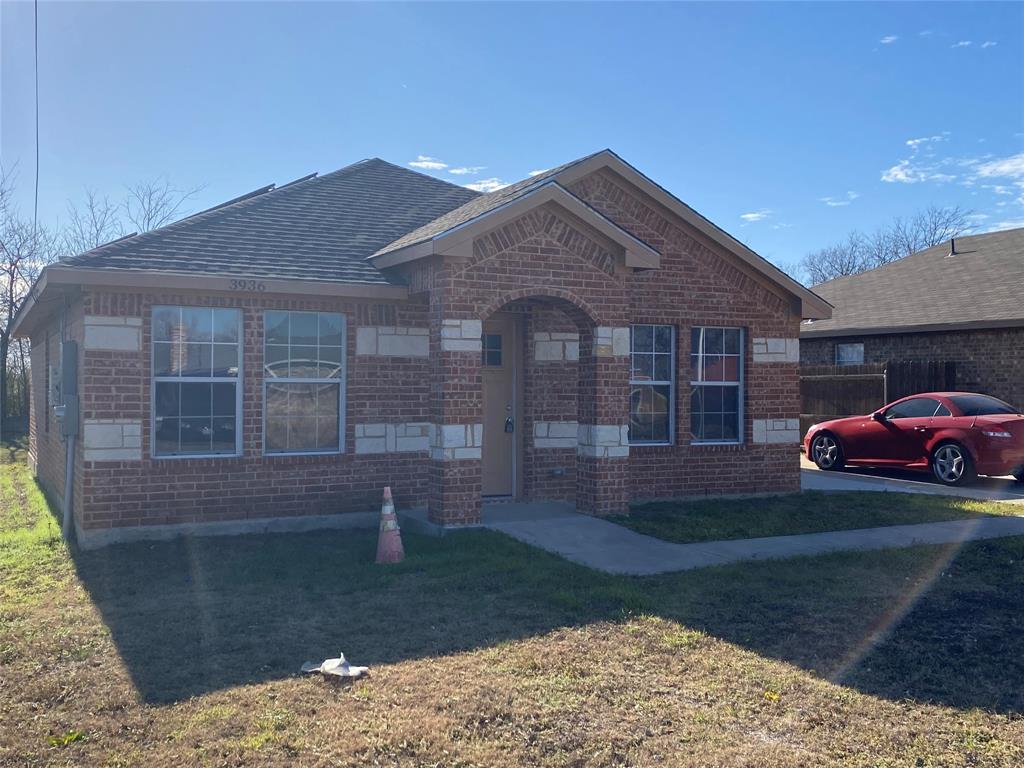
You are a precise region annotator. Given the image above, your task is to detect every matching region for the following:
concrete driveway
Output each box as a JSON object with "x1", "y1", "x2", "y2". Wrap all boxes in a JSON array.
[{"x1": 801, "y1": 454, "x2": 1024, "y2": 504}]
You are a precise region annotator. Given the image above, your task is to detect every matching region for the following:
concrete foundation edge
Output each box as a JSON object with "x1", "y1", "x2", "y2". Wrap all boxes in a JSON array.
[{"x1": 73, "y1": 509, "x2": 388, "y2": 550}]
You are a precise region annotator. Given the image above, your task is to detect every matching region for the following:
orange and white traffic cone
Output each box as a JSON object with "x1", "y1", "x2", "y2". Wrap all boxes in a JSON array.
[{"x1": 375, "y1": 486, "x2": 405, "y2": 564}]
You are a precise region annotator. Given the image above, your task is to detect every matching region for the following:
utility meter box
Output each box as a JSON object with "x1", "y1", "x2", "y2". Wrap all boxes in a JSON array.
[{"x1": 56, "y1": 341, "x2": 79, "y2": 438}]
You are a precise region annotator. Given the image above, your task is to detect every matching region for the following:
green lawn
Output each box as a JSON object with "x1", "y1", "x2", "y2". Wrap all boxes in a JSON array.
[
  {"x1": 2, "y1": 443, "x2": 1023, "y2": 766},
  {"x1": 613, "y1": 490, "x2": 1024, "y2": 544}
]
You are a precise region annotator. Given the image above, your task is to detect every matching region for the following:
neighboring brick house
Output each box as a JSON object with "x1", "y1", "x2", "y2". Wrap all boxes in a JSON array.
[
  {"x1": 801, "y1": 227, "x2": 1024, "y2": 409},
  {"x1": 13, "y1": 150, "x2": 830, "y2": 547}
]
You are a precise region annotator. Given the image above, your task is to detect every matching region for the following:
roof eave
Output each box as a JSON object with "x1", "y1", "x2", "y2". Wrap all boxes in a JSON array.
[
  {"x1": 800, "y1": 317, "x2": 1024, "y2": 339},
  {"x1": 11, "y1": 265, "x2": 410, "y2": 338}
]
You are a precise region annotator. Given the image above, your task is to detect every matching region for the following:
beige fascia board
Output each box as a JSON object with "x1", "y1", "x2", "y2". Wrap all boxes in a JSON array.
[
  {"x1": 371, "y1": 182, "x2": 661, "y2": 270},
  {"x1": 800, "y1": 317, "x2": 1024, "y2": 339},
  {"x1": 556, "y1": 150, "x2": 833, "y2": 320},
  {"x1": 11, "y1": 265, "x2": 409, "y2": 338}
]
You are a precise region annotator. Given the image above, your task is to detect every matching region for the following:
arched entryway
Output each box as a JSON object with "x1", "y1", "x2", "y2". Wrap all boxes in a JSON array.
[{"x1": 425, "y1": 288, "x2": 631, "y2": 526}]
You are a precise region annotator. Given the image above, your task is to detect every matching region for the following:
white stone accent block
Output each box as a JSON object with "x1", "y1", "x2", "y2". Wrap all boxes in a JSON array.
[
  {"x1": 533, "y1": 420, "x2": 579, "y2": 449},
  {"x1": 83, "y1": 316, "x2": 141, "y2": 352},
  {"x1": 83, "y1": 418, "x2": 142, "y2": 461},
  {"x1": 428, "y1": 422, "x2": 484, "y2": 460},
  {"x1": 356, "y1": 326, "x2": 429, "y2": 357},
  {"x1": 354, "y1": 422, "x2": 430, "y2": 454},
  {"x1": 595, "y1": 326, "x2": 630, "y2": 357},
  {"x1": 577, "y1": 423, "x2": 630, "y2": 458},
  {"x1": 752, "y1": 337, "x2": 799, "y2": 364},
  {"x1": 752, "y1": 418, "x2": 801, "y2": 445},
  {"x1": 534, "y1": 332, "x2": 580, "y2": 362},
  {"x1": 440, "y1": 318, "x2": 482, "y2": 352}
]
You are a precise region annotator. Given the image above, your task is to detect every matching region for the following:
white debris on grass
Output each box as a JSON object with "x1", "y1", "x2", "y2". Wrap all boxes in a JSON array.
[{"x1": 301, "y1": 652, "x2": 369, "y2": 679}]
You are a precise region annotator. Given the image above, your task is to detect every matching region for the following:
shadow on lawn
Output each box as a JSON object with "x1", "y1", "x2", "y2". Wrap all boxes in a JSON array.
[{"x1": 71, "y1": 525, "x2": 1024, "y2": 712}]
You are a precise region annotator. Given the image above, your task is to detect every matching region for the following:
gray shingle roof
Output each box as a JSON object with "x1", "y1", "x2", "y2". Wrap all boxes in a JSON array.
[
  {"x1": 371, "y1": 152, "x2": 603, "y2": 258},
  {"x1": 63, "y1": 159, "x2": 480, "y2": 285},
  {"x1": 801, "y1": 227, "x2": 1024, "y2": 337}
]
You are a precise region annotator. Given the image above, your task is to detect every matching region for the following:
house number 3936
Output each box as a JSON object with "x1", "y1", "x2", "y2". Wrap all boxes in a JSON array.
[{"x1": 229, "y1": 279, "x2": 266, "y2": 292}]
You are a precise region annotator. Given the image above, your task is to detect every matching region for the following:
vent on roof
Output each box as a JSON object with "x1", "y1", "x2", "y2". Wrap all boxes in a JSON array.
[
  {"x1": 183, "y1": 184, "x2": 276, "y2": 220},
  {"x1": 278, "y1": 172, "x2": 318, "y2": 190},
  {"x1": 948, "y1": 237, "x2": 956, "y2": 257}
]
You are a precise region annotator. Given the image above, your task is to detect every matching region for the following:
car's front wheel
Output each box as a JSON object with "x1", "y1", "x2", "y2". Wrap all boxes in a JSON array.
[
  {"x1": 811, "y1": 433, "x2": 845, "y2": 471},
  {"x1": 931, "y1": 442, "x2": 977, "y2": 487}
]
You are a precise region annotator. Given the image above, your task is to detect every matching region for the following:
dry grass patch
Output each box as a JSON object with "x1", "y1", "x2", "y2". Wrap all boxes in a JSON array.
[{"x1": 1, "y1": 442, "x2": 1023, "y2": 766}]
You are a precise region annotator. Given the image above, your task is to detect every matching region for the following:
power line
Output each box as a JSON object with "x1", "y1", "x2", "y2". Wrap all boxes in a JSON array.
[{"x1": 33, "y1": 0, "x2": 39, "y2": 238}]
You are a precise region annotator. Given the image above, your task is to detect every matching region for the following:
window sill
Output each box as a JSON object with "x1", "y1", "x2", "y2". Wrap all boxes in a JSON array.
[
  {"x1": 690, "y1": 441, "x2": 745, "y2": 447},
  {"x1": 264, "y1": 449, "x2": 345, "y2": 458},
  {"x1": 152, "y1": 452, "x2": 242, "y2": 460}
]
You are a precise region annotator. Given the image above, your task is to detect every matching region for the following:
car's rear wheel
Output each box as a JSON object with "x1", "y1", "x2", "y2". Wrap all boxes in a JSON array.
[
  {"x1": 811, "y1": 433, "x2": 845, "y2": 471},
  {"x1": 931, "y1": 442, "x2": 977, "y2": 487}
]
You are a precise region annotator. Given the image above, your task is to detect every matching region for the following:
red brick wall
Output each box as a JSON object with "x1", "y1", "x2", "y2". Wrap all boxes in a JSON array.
[
  {"x1": 70, "y1": 291, "x2": 432, "y2": 532},
  {"x1": 569, "y1": 169, "x2": 802, "y2": 497},
  {"x1": 801, "y1": 328, "x2": 1024, "y2": 410}
]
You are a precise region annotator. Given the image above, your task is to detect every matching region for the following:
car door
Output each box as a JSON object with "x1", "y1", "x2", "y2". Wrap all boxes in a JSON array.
[{"x1": 880, "y1": 397, "x2": 942, "y2": 464}]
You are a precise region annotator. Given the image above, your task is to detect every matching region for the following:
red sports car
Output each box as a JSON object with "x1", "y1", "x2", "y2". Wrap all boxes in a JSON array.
[{"x1": 804, "y1": 392, "x2": 1024, "y2": 487}]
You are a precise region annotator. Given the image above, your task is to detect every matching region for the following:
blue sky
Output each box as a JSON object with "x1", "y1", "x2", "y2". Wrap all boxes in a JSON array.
[{"x1": 2, "y1": 1, "x2": 1022, "y2": 271}]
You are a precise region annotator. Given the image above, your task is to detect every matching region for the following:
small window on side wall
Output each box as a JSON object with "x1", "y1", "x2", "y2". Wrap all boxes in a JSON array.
[
  {"x1": 263, "y1": 310, "x2": 345, "y2": 454},
  {"x1": 690, "y1": 327, "x2": 743, "y2": 444},
  {"x1": 835, "y1": 342, "x2": 864, "y2": 366}
]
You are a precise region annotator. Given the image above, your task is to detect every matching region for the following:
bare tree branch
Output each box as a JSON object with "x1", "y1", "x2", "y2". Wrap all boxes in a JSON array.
[
  {"x1": 800, "y1": 205, "x2": 974, "y2": 285},
  {"x1": 123, "y1": 177, "x2": 203, "y2": 232},
  {"x1": 62, "y1": 188, "x2": 124, "y2": 256}
]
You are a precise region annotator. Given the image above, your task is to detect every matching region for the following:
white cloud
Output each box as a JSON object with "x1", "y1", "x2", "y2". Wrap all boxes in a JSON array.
[
  {"x1": 408, "y1": 155, "x2": 447, "y2": 170},
  {"x1": 966, "y1": 213, "x2": 991, "y2": 221},
  {"x1": 951, "y1": 40, "x2": 972, "y2": 48},
  {"x1": 975, "y1": 153, "x2": 1024, "y2": 179},
  {"x1": 906, "y1": 135, "x2": 945, "y2": 149},
  {"x1": 881, "y1": 160, "x2": 954, "y2": 184},
  {"x1": 819, "y1": 191, "x2": 861, "y2": 207},
  {"x1": 740, "y1": 209, "x2": 771, "y2": 223},
  {"x1": 987, "y1": 219, "x2": 1024, "y2": 232},
  {"x1": 448, "y1": 166, "x2": 485, "y2": 176},
  {"x1": 528, "y1": 169, "x2": 549, "y2": 177},
  {"x1": 880, "y1": 35, "x2": 899, "y2": 44},
  {"x1": 982, "y1": 41, "x2": 997, "y2": 48},
  {"x1": 919, "y1": 30, "x2": 933, "y2": 37},
  {"x1": 464, "y1": 178, "x2": 509, "y2": 193}
]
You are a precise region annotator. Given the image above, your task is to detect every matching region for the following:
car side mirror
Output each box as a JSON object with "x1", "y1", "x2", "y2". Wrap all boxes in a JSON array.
[{"x1": 872, "y1": 411, "x2": 886, "y2": 422}]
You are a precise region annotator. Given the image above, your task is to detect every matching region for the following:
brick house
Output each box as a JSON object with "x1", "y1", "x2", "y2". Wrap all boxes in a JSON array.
[
  {"x1": 801, "y1": 227, "x2": 1024, "y2": 409},
  {"x1": 13, "y1": 150, "x2": 830, "y2": 548}
]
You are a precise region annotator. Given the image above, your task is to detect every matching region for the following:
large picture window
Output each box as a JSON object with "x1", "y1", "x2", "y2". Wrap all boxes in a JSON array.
[
  {"x1": 153, "y1": 306, "x2": 242, "y2": 457},
  {"x1": 690, "y1": 327, "x2": 743, "y2": 444},
  {"x1": 629, "y1": 325, "x2": 675, "y2": 445},
  {"x1": 264, "y1": 310, "x2": 345, "y2": 454}
]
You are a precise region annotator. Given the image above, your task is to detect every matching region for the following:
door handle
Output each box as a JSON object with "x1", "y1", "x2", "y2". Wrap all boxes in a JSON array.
[{"x1": 504, "y1": 416, "x2": 515, "y2": 433}]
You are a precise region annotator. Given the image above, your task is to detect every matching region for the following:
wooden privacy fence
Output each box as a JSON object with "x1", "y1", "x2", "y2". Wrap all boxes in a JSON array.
[{"x1": 799, "y1": 360, "x2": 956, "y2": 437}]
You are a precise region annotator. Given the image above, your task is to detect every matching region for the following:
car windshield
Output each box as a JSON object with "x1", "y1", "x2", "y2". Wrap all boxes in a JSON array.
[{"x1": 948, "y1": 394, "x2": 1020, "y2": 416}]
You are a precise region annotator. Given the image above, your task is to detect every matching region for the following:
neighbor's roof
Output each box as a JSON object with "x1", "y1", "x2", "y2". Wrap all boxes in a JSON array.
[
  {"x1": 801, "y1": 227, "x2": 1024, "y2": 338},
  {"x1": 62, "y1": 159, "x2": 479, "y2": 285}
]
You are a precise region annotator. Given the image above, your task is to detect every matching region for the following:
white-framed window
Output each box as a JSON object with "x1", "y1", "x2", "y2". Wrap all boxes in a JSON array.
[
  {"x1": 835, "y1": 342, "x2": 865, "y2": 366},
  {"x1": 629, "y1": 325, "x2": 675, "y2": 445},
  {"x1": 152, "y1": 306, "x2": 242, "y2": 457},
  {"x1": 690, "y1": 327, "x2": 743, "y2": 444},
  {"x1": 263, "y1": 310, "x2": 345, "y2": 455}
]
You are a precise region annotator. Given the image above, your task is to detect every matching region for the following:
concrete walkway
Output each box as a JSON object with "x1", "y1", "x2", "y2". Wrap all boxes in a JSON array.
[{"x1": 480, "y1": 502, "x2": 1024, "y2": 576}]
